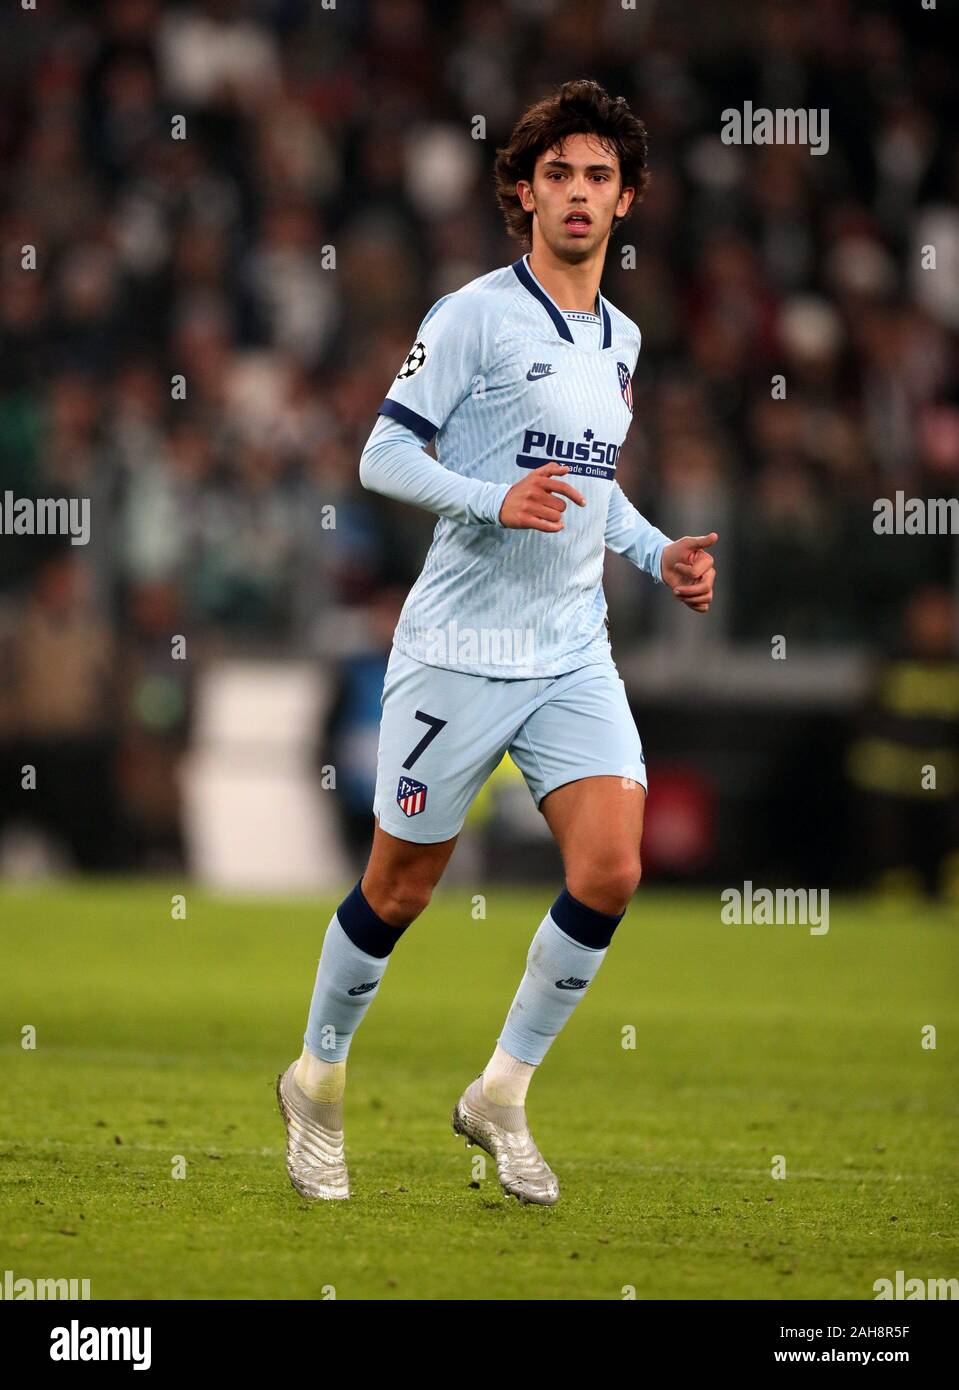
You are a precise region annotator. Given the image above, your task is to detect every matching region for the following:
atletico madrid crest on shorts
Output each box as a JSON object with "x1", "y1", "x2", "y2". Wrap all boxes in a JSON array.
[
  {"x1": 617, "y1": 361, "x2": 633, "y2": 413},
  {"x1": 396, "y1": 776, "x2": 428, "y2": 817}
]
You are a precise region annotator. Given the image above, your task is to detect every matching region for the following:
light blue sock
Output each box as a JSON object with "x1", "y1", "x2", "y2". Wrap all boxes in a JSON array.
[
  {"x1": 497, "y1": 888, "x2": 625, "y2": 1066},
  {"x1": 303, "y1": 880, "x2": 408, "y2": 1063}
]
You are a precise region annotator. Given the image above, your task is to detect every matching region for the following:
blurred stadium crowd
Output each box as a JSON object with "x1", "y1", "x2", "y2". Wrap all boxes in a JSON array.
[{"x1": 0, "y1": 0, "x2": 956, "y2": 878}]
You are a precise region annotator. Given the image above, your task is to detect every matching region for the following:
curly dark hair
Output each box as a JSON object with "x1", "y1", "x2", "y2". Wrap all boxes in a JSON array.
[{"x1": 494, "y1": 79, "x2": 650, "y2": 246}]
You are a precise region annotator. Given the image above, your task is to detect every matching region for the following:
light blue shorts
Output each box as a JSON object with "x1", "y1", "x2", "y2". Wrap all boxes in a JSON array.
[{"x1": 372, "y1": 647, "x2": 647, "y2": 843}]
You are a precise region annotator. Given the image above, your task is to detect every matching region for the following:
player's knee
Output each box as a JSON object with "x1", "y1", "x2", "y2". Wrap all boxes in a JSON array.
[
  {"x1": 376, "y1": 875, "x2": 434, "y2": 927},
  {"x1": 568, "y1": 854, "x2": 641, "y2": 915}
]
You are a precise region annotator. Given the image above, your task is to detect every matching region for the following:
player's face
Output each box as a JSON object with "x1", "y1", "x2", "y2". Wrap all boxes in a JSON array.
[{"x1": 518, "y1": 132, "x2": 635, "y2": 262}]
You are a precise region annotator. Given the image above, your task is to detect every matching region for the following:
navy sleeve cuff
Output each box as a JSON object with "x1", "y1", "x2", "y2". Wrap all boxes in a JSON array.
[{"x1": 378, "y1": 398, "x2": 438, "y2": 444}]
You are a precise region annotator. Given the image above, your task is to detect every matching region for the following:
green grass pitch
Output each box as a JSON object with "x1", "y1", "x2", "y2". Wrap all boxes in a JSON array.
[{"x1": 1, "y1": 882, "x2": 956, "y2": 1300}]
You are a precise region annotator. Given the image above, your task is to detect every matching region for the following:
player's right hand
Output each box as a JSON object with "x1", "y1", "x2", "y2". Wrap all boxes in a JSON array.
[{"x1": 498, "y1": 462, "x2": 586, "y2": 532}]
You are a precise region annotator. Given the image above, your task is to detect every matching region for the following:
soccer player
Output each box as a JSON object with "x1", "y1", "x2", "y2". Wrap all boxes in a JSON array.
[{"x1": 277, "y1": 79, "x2": 717, "y2": 1205}]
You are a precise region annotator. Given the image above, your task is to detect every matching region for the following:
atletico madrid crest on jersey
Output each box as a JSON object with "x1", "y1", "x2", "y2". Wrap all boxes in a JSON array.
[
  {"x1": 396, "y1": 776, "x2": 428, "y2": 817},
  {"x1": 617, "y1": 361, "x2": 633, "y2": 413}
]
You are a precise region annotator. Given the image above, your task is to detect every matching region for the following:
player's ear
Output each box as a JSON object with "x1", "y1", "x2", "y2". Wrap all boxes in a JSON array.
[
  {"x1": 617, "y1": 185, "x2": 635, "y2": 217},
  {"x1": 517, "y1": 180, "x2": 535, "y2": 212}
]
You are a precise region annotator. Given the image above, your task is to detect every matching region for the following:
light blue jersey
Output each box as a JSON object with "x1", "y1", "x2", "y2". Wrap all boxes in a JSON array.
[{"x1": 360, "y1": 254, "x2": 671, "y2": 678}]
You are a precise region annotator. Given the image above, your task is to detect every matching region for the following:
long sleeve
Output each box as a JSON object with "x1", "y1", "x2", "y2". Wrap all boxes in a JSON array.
[
  {"x1": 605, "y1": 481, "x2": 671, "y2": 583},
  {"x1": 359, "y1": 413, "x2": 512, "y2": 526}
]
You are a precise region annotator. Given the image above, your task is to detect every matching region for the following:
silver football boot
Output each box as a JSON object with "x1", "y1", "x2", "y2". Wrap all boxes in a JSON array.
[
  {"x1": 451, "y1": 1075, "x2": 560, "y2": 1206},
  {"x1": 276, "y1": 1061, "x2": 350, "y2": 1200}
]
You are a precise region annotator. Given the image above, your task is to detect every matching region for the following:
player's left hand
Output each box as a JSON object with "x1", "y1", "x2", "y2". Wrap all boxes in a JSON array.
[{"x1": 660, "y1": 533, "x2": 718, "y2": 613}]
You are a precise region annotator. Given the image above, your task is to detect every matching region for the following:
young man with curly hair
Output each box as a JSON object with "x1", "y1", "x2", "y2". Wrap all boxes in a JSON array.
[{"x1": 277, "y1": 79, "x2": 718, "y2": 1206}]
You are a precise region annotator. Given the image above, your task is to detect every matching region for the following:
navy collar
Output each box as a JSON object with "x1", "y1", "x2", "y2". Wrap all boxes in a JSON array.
[{"x1": 511, "y1": 254, "x2": 612, "y2": 349}]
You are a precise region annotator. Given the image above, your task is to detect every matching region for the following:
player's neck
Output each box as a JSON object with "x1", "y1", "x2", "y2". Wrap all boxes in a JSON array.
[{"x1": 526, "y1": 242, "x2": 605, "y2": 315}]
